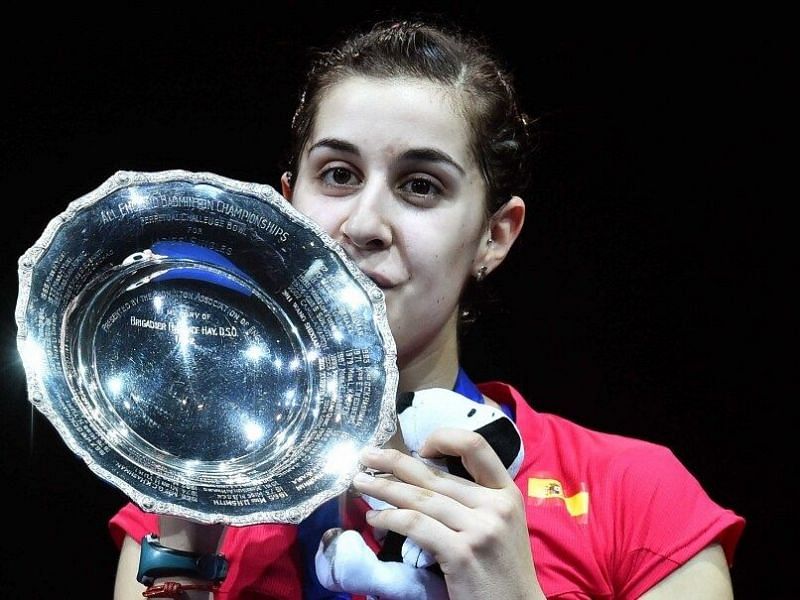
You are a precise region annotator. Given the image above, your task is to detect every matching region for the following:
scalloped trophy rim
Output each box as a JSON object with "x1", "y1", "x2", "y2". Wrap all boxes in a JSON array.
[{"x1": 15, "y1": 169, "x2": 399, "y2": 525}]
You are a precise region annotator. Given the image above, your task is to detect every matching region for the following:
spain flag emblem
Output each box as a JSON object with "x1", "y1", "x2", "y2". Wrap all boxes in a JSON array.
[{"x1": 527, "y1": 478, "x2": 589, "y2": 518}]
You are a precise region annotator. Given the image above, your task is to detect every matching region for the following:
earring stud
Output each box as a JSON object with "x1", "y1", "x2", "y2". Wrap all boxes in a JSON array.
[{"x1": 476, "y1": 265, "x2": 488, "y2": 282}]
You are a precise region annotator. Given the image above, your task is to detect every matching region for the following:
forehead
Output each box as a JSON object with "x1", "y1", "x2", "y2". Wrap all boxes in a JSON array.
[{"x1": 308, "y1": 76, "x2": 474, "y2": 166}]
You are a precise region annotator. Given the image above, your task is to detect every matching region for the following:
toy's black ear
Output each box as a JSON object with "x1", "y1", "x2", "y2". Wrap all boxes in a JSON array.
[
  {"x1": 445, "y1": 418, "x2": 522, "y2": 481},
  {"x1": 476, "y1": 418, "x2": 523, "y2": 470},
  {"x1": 397, "y1": 391, "x2": 415, "y2": 414}
]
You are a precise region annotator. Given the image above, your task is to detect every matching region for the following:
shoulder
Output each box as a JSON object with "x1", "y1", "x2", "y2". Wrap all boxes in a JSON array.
[
  {"x1": 479, "y1": 380, "x2": 744, "y2": 556},
  {"x1": 480, "y1": 381, "x2": 744, "y2": 597},
  {"x1": 478, "y1": 380, "x2": 680, "y2": 470}
]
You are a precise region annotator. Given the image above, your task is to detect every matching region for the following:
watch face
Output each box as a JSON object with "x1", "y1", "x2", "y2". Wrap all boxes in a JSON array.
[{"x1": 17, "y1": 169, "x2": 398, "y2": 525}]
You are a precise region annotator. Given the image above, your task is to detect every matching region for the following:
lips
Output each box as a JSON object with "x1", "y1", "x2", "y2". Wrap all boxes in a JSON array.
[{"x1": 360, "y1": 269, "x2": 395, "y2": 290}]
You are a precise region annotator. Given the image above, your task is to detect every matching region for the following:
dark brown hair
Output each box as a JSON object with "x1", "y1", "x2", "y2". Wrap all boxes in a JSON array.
[{"x1": 287, "y1": 19, "x2": 535, "y2": 213}]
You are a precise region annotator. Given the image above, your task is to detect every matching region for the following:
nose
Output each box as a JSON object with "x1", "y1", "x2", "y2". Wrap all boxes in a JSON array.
[{"x1": 340, "y1": 185, "x2": 392, "y2": 251}]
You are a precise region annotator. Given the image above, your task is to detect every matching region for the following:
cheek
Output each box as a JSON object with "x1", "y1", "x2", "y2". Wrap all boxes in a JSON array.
[
  {"x1": 405, "y1": 237, "x2": 475, "y2": 309},
  {"x1": 291, "y1": 197, "x2": 340, "y2": 237},
  {"x1": 309, "y1": 211, "x2": 338, "y2": 237},
  {"x1": 407, "y1": 226, "x2": 478, "y2": 276}
]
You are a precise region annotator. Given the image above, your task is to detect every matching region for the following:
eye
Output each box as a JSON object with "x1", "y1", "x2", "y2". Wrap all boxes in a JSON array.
[
  {"x1": 408, "y1": 179, "x2": 435, "y2": 195},
  {"x1": 399, "y1": 177, "x2": 443, "y2": 202},
  {"x1": 320, "y1": 166, "x2": 360, "y2": 187}
]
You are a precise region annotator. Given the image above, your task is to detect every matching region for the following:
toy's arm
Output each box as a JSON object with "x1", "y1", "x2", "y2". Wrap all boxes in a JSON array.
[{"x1": 315, "y1": 529, "x2": 448, "y2": 600}]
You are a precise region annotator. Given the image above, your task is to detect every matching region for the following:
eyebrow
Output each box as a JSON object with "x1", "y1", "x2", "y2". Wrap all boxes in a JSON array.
[
  {"x1": 308, "y1": 137, "x2": 360, "y2": 156},
  {"x1": 307, "y1": 137, "x2": 466, "y2": 176},
  {"x1": 401, "y1": 148, "x2": 466, "y2": 176}
]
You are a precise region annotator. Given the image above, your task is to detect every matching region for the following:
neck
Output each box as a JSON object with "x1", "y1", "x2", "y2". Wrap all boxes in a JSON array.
[{"x1": 396, "y1": 309, "x2": 460, "y2": 393}]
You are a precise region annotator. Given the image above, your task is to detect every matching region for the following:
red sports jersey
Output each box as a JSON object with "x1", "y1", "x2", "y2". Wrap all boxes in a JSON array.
[
  {"x1": 110, "y1": 381, "x2": 744, "y2": 599},
  {"x1": 481, "y1": 381, "x2": 744, "y2": 598}
]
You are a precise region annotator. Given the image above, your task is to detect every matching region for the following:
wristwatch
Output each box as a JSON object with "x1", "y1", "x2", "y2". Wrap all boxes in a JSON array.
[{"x1": 136, "y1": 533, "x2": 229, "y2": 586}]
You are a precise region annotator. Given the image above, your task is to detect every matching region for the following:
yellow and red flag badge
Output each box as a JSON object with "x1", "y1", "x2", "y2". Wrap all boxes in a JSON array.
[{"x1": 528, "y1": 478, "x2": 589, "y2": 518}]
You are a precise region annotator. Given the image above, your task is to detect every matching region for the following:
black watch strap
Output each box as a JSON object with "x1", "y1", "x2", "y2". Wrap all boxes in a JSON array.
[{"x1": 136, "y1": 533, "x2": 229, "y2": 586}]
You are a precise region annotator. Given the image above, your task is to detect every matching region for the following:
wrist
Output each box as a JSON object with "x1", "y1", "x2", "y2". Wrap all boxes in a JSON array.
[
  {"x1": 136, "y1": 533, "x2": 229, "y2": 587},
  {"x1": 139, "y1": 518, "x2": 227, "y2": 599},
  {"x1": 158, "y1": 516, "x2": 226, "y2": 554}
]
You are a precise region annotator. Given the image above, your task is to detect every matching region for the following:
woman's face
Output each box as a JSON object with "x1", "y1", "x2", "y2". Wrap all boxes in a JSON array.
[{"x1": 285, "y1": 76, "x2": 492, "y2": 365}]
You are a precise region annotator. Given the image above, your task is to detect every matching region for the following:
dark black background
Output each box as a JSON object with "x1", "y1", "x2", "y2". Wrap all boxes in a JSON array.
[{"x1": 2, "y1": 3, "x2": 791, "y2": 597}]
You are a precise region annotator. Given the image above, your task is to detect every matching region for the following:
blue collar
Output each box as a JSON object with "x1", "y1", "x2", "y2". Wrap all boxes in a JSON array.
[
  {"x1": 454, "y1": 366, "x2": 514, "y2": 421},
  {"x1": 453, "y1": 366, "x2": 484, "y2": 403}
]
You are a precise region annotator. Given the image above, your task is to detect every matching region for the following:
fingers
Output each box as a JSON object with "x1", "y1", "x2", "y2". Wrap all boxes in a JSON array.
[
  {"x1": 353, "y1": 470, "x2": 473, "y2": 532},
  {"x1": 352, "y1": 433, "x2": 528, "y2": 585},
  {"x1": 355, "y1": 425, "x2": 516, "y2": 513},
  {"x1": 359, "y1": 445, "x2": 484, "y2": 509},
  {"x1": 420, "y1": 427, "x2": 515, "y2": 489},
  {"x1": 364, "y1": 427, "x2": 514, "y2": 491},
  {"x1": 360, "y1": 495, "x2": 525, "y2": 575},
  {"x1": 363, "y1": 504, "x2": 457, "y2": 565}
]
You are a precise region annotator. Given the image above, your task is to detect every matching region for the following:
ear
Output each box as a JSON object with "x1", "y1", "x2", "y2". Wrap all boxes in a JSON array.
[
  {"x1": 474, "y1": 196, "x2": 525, "y2": 276},
  {"x1": 280, "y1": 171, "x2": 293, "y2": 201}
]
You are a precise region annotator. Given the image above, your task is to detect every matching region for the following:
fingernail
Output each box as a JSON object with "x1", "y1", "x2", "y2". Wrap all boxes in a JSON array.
[{"x1": 353, "y1": 472, "x2": 373, "y2": 484}]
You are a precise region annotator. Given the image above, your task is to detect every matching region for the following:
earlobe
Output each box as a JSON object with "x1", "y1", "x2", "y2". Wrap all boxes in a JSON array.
[{"x1": 280, "y1": 171, "x2": 293, "y2": 201}]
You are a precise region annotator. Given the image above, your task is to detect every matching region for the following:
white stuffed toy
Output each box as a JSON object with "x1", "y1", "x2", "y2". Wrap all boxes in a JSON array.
[{"x1": 315, "y1": 387, "x2": 525, "y2": 600}]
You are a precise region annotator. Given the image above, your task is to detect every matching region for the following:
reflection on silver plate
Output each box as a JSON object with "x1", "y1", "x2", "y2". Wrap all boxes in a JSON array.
[{"x1": 16, "y1": 170, "x2": 398, "y2": 525}]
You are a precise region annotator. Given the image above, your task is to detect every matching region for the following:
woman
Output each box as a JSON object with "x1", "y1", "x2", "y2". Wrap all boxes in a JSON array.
[{"x1": 111, "y1": 19, "x2": 744, "y2": 599}]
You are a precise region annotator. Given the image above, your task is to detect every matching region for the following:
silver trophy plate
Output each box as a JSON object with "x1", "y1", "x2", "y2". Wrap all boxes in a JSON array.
[{"x1": 16, "y1": 169, "x2": 398, "y2": 525}]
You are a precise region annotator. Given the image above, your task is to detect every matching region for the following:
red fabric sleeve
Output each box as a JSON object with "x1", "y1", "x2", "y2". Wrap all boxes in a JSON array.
[
  {"x1": 108, "y1": 502, "x2": 158, "y2": 549},
  {"x1": 610, "y1": 446, "x2": 745, "y2": 599}
]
